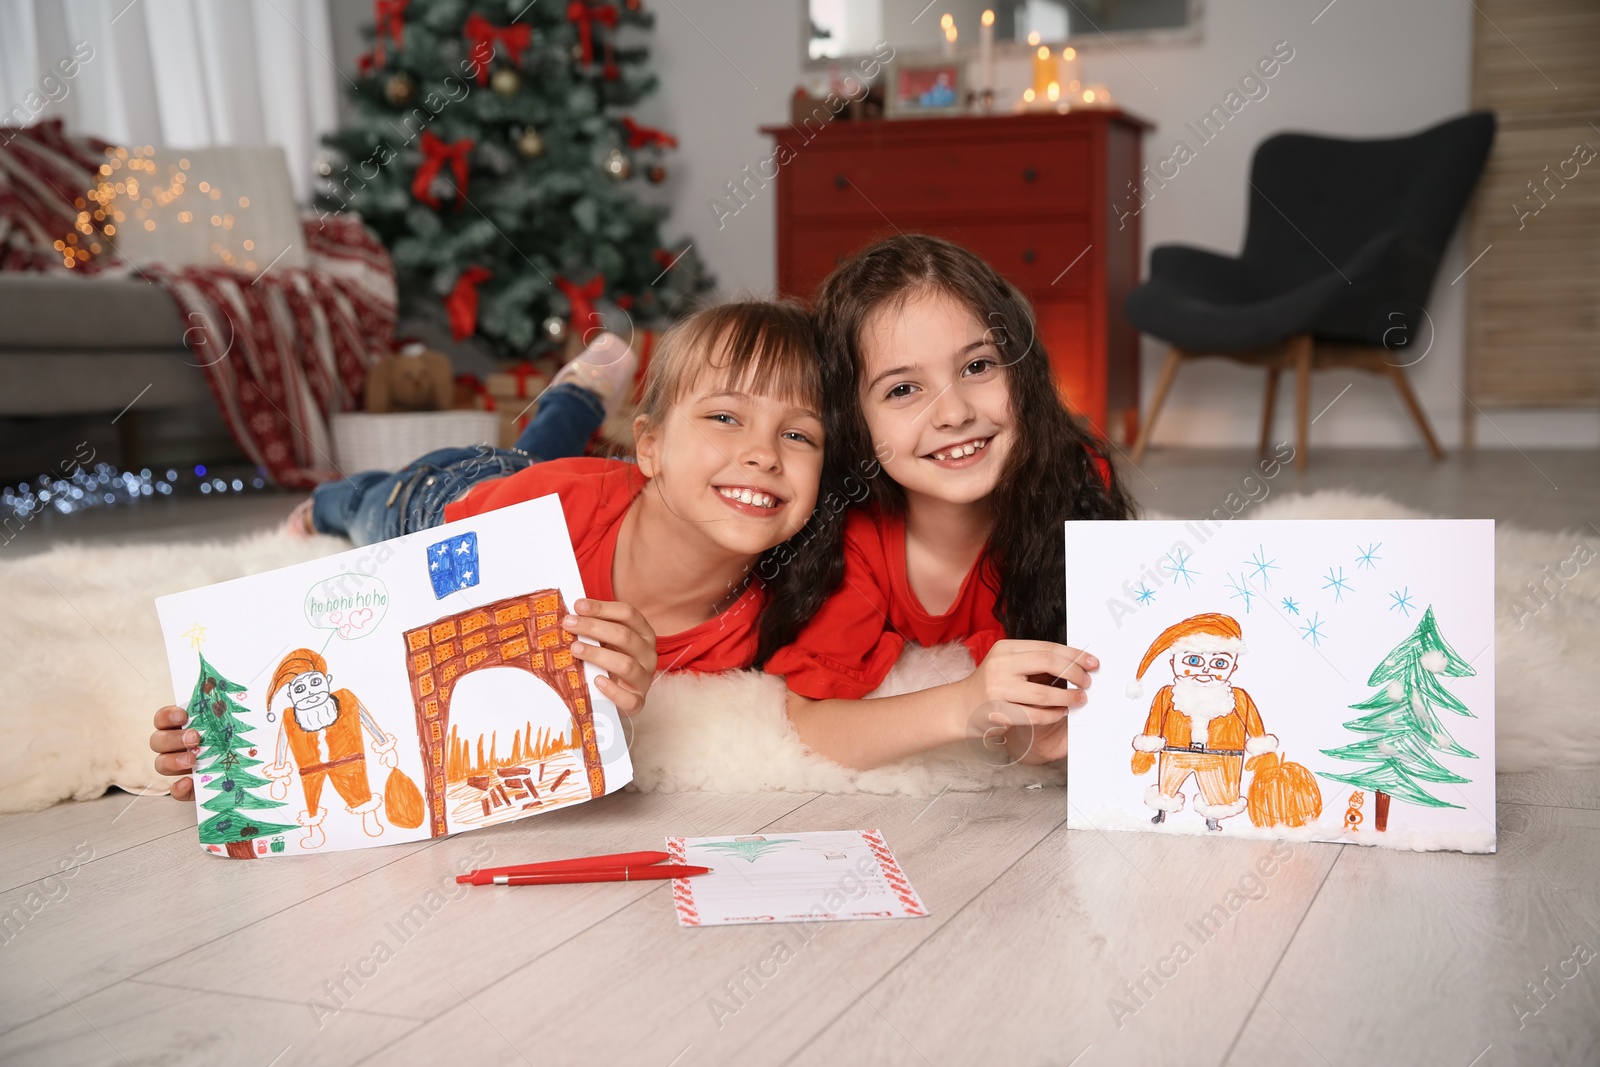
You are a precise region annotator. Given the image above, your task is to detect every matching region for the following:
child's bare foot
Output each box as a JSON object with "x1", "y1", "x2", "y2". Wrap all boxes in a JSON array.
[{"x1": 284, "y1": 498, "x2": 316, "y2": 538}]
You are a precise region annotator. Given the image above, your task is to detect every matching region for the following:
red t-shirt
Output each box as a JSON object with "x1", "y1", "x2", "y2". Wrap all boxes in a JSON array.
[
  {"x1": 766, "y1": 453, "x2": 1113, "y2": 700},
  {"x1": 765, "y1": 508, "x2": 1005, "y2": 700},
  {"x1": 444, "y1": 458, "x2": 762, "y2": 673}
]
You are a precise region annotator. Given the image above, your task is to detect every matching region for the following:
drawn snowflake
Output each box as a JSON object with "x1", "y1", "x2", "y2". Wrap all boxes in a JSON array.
[
  {"x1": 1281, "y1": 596, "x2": 1300, "y2": 615},
  {"x1": 1246, "y1": 546, "x2": 1278, "y2": 587},
  {"x1": 1161, "y1": 548, "x2": 1200, "y2": 589},
  {"x1": 1389, "y1": 587, "x2": 1414, "y2": 616},
  {"x1": 695, "y1": 838, "x2": 801, "y2": 863},
  {"x1": 1300, "y1": 612, "x2": 1327, "y2": 647},
  {"x1": 1322, "y1": 566, "x2": 1351, "y2": 602},
  {"x1": 1133, "y1": 582, "x2": 1156, "y2": 606},
  {"x1": 1356, "y1": 542, "x2": 1383, "y2": 570},
  {"x1": 1225, "y1": 573, "x2": 1255, "y2": 612}
]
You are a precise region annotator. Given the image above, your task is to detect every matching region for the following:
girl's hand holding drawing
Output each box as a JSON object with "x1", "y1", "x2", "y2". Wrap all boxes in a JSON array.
[
  {"x1": 149, "y1": 705, "x2": 198, "y2": 801},
  {"x1": 564, "y1": 598, "x2": 658, "y2": 715},
  {"x1": 969, "y1": 643, "x2": 1096, "y2": 765},
  {"x1": 956, "y1": 640, "x2": 1096, "y2": 736}
]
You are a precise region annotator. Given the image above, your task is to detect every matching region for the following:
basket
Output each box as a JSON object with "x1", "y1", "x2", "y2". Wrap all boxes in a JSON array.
[{"x1": 331, "y1": 411, "x2": 501, "y2": 475}]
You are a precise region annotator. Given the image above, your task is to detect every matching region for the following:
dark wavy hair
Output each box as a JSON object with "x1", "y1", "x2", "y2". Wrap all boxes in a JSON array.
[
  {"x1": 633, "y1": 299, "x2": 846, "y2": 666},
  {"x1": 811, "y1": 233, "x2": 1138, "y2": 644}
]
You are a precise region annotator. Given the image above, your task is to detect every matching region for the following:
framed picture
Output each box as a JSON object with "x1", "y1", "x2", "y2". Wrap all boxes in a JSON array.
[{"x1": 885, "y1": 59, "x2": 966, "y2": 118}]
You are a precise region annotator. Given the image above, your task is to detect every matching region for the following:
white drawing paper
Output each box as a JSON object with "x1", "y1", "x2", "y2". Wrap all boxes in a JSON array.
[
  {"x1": 156, "y1": 495, "x2": 632, "y2": 859},
  {"x1": 667, "y1": 830, "x2": 929, "y2": 927},
  {"x1": 1065, "y1": 519, "x2": 1495, "y2": 853}
]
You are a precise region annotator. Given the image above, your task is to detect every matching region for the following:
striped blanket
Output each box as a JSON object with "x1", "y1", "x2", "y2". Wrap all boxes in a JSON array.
[{"x1": 1, "y1": 120, "x2": 396, "y2": 489}]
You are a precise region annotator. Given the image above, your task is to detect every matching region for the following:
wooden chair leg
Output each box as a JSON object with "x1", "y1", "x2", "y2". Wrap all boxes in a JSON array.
[
  {"x1": 1130, "y1": 348, "x2": 1184, "y2": 464},
  {"x1": 1386, "y1": 363, "x2": 1445, "y2": 460},
  {"x1": 1291, "y1": 334, "x2": 1312, "y2": 471},
  {"x1": 1259, "y1": 365, "x2": 1281, "y2": 457}
]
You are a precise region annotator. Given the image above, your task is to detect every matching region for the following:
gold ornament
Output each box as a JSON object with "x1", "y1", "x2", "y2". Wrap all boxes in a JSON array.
[
  {"x1": 542, "y1": 315, "x2": 569, "y2": 342},
  {"x1": 603, "y1": 147, "x2": 632, "y2": 180},
  {"x1": 517, "y1": 126, "x2": 545, "y2": 158},
  {"x1": 384, "y1": 72, "x2": 414, "y2": 106},
  {"x1": 490, "y1": 67, "x2": 521, "y2": 97}
]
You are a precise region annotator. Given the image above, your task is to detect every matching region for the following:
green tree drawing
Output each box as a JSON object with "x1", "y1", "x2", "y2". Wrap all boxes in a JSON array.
[
  {"x1": 697, "y1": 839, "x2": 800, "y2": 863},
  {"x1": 317, "y1": 0, "x2": 711, "y2": 359},
  {"x1": 187, "y1": 654, "x2": 296, "y2": 859},
  {"x1": 1319, "y1": 606, "x2": 1479, "y2": 830}
]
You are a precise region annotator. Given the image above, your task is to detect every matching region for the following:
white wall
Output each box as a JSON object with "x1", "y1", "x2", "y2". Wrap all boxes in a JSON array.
[
  {"x1": 642, "y1": 0, "x2": 1597, "y2": 449},
  {"x1": 321, "y1": 0, "x2": 1597, "y2": 448}
]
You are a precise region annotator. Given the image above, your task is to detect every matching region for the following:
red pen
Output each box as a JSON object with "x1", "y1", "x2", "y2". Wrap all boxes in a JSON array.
[
  {"x1": 493, "y1": 864, "x2": 711, "y2": 886},
  {"x1": 458, "y1": 850, "x2": 672, "y2": 885}
]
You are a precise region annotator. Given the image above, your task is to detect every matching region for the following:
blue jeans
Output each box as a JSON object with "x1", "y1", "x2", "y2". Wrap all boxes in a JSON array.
[{"x1": 311, "y1": 382, "x2": 605, "y2": 546}]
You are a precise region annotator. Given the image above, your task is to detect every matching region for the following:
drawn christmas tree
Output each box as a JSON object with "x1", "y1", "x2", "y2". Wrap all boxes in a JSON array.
[
  {"x1": 1318, "y1": 606, "x2": 1478, "y2": 831},
  {"x1": 187, "y1": 654, "x2": 296, "y2": 859},
  {"x1": 696, "y1": 839, "x2": 799, "y2": 863}
]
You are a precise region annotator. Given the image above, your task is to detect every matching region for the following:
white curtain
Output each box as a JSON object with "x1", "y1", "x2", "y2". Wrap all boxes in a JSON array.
[{"x1": 0, "y1": 0, "x2": 340, "y2": 203}]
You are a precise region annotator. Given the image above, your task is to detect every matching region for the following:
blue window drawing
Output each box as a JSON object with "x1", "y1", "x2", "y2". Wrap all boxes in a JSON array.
[{"x1": 428, "y1": 532, "x2": 480, "y2": 598}]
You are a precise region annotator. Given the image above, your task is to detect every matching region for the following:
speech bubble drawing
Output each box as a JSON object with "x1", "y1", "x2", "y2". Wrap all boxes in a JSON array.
[{"x1": 304, "y1": 575, "x2": 388, "y2": 639}]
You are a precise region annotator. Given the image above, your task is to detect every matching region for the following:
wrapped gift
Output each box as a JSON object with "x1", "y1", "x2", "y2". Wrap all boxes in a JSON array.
[{"x1": 486, "y1": 360, "x2": 552, "y2": 447}]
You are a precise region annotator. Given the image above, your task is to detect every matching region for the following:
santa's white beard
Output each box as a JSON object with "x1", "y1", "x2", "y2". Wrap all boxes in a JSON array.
[
  {"x1": 1172, "y1": 677, "x2": 1235, "y2": 747},
  {"x1": 294, "y1": 696, "x2": 339, "y2": 732}
]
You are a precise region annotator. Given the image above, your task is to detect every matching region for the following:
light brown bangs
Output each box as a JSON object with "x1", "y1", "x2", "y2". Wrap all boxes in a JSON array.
[{"x1": 639, "y1": 300, "x2": 821, "y2": 421}]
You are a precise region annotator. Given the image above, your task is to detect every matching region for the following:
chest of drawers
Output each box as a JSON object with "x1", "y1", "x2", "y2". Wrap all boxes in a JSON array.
[{"x1": 762, "y1": 109, "x2": 1150, "y2": 440}]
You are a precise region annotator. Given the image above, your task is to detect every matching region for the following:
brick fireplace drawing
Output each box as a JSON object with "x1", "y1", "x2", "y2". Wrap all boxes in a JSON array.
[{"x1": 403, "y1": 590, "x2": 604, "y2": 836}]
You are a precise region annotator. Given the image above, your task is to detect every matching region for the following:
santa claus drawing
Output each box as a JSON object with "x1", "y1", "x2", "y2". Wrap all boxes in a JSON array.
[
  {"x1": 1129, "y1": 613, "x2": 1277, "y2": 831},
  {"x1": 262, "y1": 649, "x2": 399, "y2": 848}
]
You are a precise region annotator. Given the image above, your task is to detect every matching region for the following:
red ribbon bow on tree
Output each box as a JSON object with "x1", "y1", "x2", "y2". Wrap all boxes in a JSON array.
[
  {"x1": 372, "y1": 0, "x2": 409, "y2": 66},
  {"x1": 463, "y1": 13, "x2": 533, "y2": 84},
  {"x1": 412, "y1": 130, "x2": 475, "y2": 209},
  {"x1": 555, "y1": 275, "x2": 606, "y2": 332},
  {"x1": 566, "y1": 1, "x2": 619, "y2": 66},
  {"x1": 620, "y1": 116, "x2": 678, "y2": 150},
  {"x1": 446, "y1": 267, "x2": 494, "y2": 341}
]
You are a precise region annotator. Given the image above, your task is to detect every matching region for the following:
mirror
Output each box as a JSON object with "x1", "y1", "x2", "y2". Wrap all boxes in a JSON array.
[{"x1": 808, "y1": 0, "x2": 1200, "y2": 63}]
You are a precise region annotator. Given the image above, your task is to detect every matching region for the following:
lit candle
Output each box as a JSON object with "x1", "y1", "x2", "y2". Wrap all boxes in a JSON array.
[
  {"x1": 944, "y1": 23, "x2": 958, "y2": 58},
  {"x1": 1060, "y1": 45, "x2": 1080, "y2": 93},
  {"x1": 1032, "y1": 44, "x2": 1055, "y2": 102},
  {"x1": 979, "y1": 10, "x2": 995, "y2": 104}
]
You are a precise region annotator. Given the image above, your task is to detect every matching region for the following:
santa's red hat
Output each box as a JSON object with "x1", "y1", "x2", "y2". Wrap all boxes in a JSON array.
[
  {"x1": 268, "y1": 648, "x2": 328, "y2": 721},
  {"x1": 1136, "y1": 613, "x2": 1245, "y2": 679}
]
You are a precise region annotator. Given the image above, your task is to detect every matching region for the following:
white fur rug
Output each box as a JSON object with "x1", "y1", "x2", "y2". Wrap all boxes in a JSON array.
[{"x1": 3, "y1": 490, "x2": 1597, "y2": 813}]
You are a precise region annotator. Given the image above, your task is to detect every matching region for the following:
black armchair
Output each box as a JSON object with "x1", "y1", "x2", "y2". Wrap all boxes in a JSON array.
[{"x1": 1125, "y1": 112, "x2": 1496, "y2": 467}]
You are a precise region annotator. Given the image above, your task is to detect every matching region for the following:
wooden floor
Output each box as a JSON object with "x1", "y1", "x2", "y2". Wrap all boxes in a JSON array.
[
  {"x1": 6, "y1": 445, "x2": 1597, "y2": 1064},
  {"x1": 1, "y1": 768, "x2": 1597, "y2": 1066}
]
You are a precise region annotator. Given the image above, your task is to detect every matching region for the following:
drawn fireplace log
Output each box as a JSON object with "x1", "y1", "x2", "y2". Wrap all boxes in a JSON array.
[{"x1": 403, "y1": 590, "x2": 604, "y2": 836}]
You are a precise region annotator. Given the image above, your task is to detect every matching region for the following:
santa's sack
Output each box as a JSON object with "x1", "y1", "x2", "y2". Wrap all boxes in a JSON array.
[
  {"x1": 385, "y1": 768, "x2": 426, "y2": 829},
  {"x1": 1246, "y1": 751, "x2": 1323, "y2": 828}
]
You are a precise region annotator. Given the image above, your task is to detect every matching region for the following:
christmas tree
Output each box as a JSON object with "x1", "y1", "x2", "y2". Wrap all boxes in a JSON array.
[
  {"x1": 1319, "y1": 605, "x2": 1479, "y2": 831},
  {"x1": 187, "y1": 654, "x2": 296, "y2": 859},
  {"x1": 317, "y1": 0, "x2": 711, "y2": 359}
]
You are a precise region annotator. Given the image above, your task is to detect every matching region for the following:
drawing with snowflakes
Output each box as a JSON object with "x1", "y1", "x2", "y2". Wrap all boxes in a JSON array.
[{"x1": 1318, "y1": 605, "x2": 1479, "y2": 831}]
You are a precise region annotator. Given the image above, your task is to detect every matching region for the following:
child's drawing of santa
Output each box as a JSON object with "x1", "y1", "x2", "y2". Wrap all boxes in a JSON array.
[
  {"x1": 1129, "y1": 613, "x2": 1277, "y2": 831},
  {"x1": 262, "y1": 649, "x2": 399, "y2": 848}
]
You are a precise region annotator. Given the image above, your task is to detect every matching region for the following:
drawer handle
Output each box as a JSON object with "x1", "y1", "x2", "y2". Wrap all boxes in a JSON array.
[
  {"x1": 1022, "y1": 248, "x2": 1037, "y2": 263},
  {"x1": 834, "y1": 174, "x2": 848, "y2": 189},
  {"x1": 1023, "y1": 167, "x2": 1037, "y2": 182}
]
